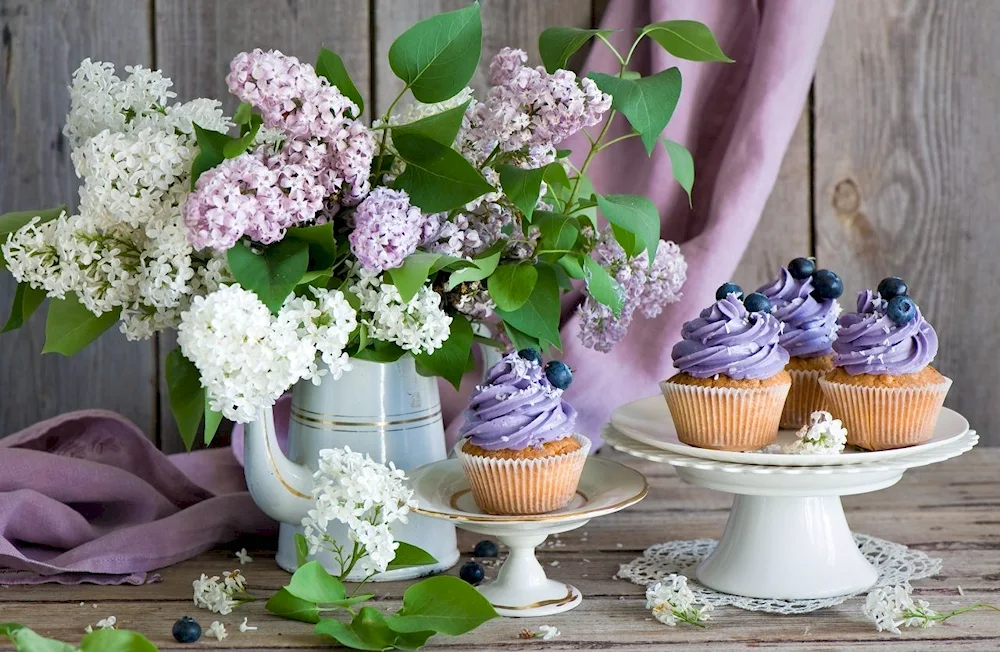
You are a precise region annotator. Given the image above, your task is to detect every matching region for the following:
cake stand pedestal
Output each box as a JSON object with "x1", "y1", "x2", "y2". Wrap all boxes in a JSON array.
[{"x1": 603, "y1": 424, "x2": 977, "y2": 600}]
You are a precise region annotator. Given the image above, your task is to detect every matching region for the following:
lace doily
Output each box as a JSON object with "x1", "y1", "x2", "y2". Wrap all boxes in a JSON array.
[{"x1": 616, "y1": 534, "x2": 942, "y2": 614}]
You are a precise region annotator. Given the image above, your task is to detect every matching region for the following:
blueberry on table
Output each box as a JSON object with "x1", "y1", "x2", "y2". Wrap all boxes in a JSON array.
[
  {"x1": 715, "y1": 282, "x2": 743, "y2": 301},
  {"x1": 810, "y1": 269, "x2": 844, "y2": 300},
  {"x1": 877, "y1": 276, "x2": 908, "y2": 300},
  {"x1": 172, "y1": 616, "x2": 201, "y2": 644},
  {"x1": 517, "y1": 348, "x2": 542, "y2": 364},
  {"x1": 460, "y1": 561, "x2": 485, "y2": 585},
  {"x1": 788, "y1": 257, "x2": 816, "y2": 280},
  {"x1": 544, "y1": 360, "x2": 573, "y2": 390},
  {"x1": 886, "y1": 295, "x2": 916, "y2": 325},
  {"x1": 743, "y1": 292, "x2": 772, "y2": 314},
  {"x1": 473, "y1": 540, "x2": 499, "y2": 558}
]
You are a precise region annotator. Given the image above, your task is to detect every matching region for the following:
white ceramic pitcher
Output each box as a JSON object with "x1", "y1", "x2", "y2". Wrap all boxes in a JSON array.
[{"x1": 243, "y1": 355, "x2": 460, "y2": 581}]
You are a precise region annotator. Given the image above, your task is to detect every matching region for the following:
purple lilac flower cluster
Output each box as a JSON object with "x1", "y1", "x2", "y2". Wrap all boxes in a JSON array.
[{"x1": 349, "y1": 188, "x2": 424, "y2": 273}]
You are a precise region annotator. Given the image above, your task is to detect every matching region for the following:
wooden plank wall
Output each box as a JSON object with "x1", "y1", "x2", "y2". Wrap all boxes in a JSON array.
[{"x1": 1, "y1": 0, "x2": 996, "y2": 445}]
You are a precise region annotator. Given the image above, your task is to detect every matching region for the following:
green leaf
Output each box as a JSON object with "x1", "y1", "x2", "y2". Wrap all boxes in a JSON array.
[
  {"x1": 295, "y1": 533, "x2": 310, "y2": 568},
  {"x1": 386, "y1": 575, "x2": 498, "y2": 636},
  {"x1": 558, "y1": 254, "x2": 586, "y2": 280},
  {"x1": 0, "y1": 205, "x2": 65, "y2": 239},
  {"x1": 503, "y1": 323, "x2": 541, "y2": 353},
  {"x1": 494, "y1": 264, "x2": 561, "y2": 350},
  {"x1": 663, "y1": 139, "x2": 695, "y2": 207},
  {"x1": 596, "y1": 194, "x2": 661, "y2": 262},
  {"x1": 393, "y1": 630, "x2": 436, "y2": 652},
  {"x1": 0, "y1": 624, "x2": 76, "y2": 652},
  {"x1": 488, "y1": 263, "x2": 538, "y2": 312},
  {"x1": 287, "y1": 561, "x2": 348, "y2": 604},
  {"x1": 431, "y1": 254, "x2": 475, "y2": 274},
  {"x1": 414, "y1": 312, "x2": 473, "y2": 390},
  {"x1": 297, "y1": 269, "x2": 334, "y2": 287},
  {"x1": 387, "y1": 542, "x2": 438, "y2": 570},
  {"x1": 473, "y1": 333, "x2": 504, "y2": 349},
  {"x1": 543, "y1": 161, "x2": 571, "y2": 192},
  {"x1": 497, "y1": 164, "x2": 546, "y2": 221},
  {"x1": 538, "y1": 27, "x2": 614, "y2": 73},
  {"x1": 233, "y1": 101, "x2": 253, "y2": 126},
  {"x1": 266, "y1": 588, "x2": 321, "y2": 624},
  {"x1": 589, "y1": 68, "x2": 682, "y2": 155},
  {"x1": 387, "y1": 252, "x2": 441, "y2": 303},
  {"x1": 317, "y1": 607, "x2": 397, "y2": 652},
  {"x1": 286, "y1": 222, "x2": 338, "y2": 269},
  {"x1": 533, "y1": 211, "x2": 580, "y2": 262},
  {"x1": 641, "y1": 20, "x2": 734, "y2": 62},
  {"x1": 445, "y1": 246, "x2": 502, "y2": 290},
  {"x1": 392, "y1": 101, "x2": 470, "y2": 147},
  {"x1": 316, "y1": 48, "x2": 365, "y2": 116},
  {"x1": 80, "y1": 629, "x2": 157, "y2": 652},
  {"x1": 166, "y1": 348, "x2": 206, "y2": 451},
  {"x1": 42, "y1": 293, "x2": 116, "y2": 356},
  {"x1": 227, "y1": 239, "x2": 309, "y2": 313},
  {"x1": 388, "y1": 2, "x2": 482, "y2": 103},
  {"x1": 190, "y1": 124, "x2": 232, "y2": 189},
  {"x1": 3, "y1": 283, "x2": 45, "y2": 332},
  {"x1": 354, "y1": 340, "x2": 407, "y2": 363},
  {"x1": 222, "y1": 114, "x2": 261, "y2": 158},
  {"x1": 204, "y1": 398, "x2": 222, "y2": 446},
  {"x1": 583, "y1": 256, "x2": 624, "y2": 317},
  {"x1": 392, "y1": 132, "x2": 493, "y2": 212}
]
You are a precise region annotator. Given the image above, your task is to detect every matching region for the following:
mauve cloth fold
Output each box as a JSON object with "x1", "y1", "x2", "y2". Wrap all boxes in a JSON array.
[{"x1": 0, "y1": 410, "x2": 274, "y2": 585}]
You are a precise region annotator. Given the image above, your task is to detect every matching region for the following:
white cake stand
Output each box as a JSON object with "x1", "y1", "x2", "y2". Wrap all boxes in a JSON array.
[
  {"x1": 408, "y1": 457, "x2": 647, "y2": 617},
  {"x1": 602, "y1": 419, "x2": 977, "y2": 601}
]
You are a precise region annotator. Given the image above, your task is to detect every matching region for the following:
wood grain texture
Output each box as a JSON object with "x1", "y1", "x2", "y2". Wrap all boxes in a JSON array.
[
  {"x1": 0, "y1": 0, "x2": 157, "y2": 438},
  {"x1": 815, "y1": 0, "x2": 1000, "y2": 445},
  {"x1": 152, "y1": 0, "x2": 371, "y2": 452},
  {"x1": 371, "y1": 0, "x2": 594, "y2": 115},
  {"x1": 1, "y1": 448, "x2": 998, "y2": 650}
]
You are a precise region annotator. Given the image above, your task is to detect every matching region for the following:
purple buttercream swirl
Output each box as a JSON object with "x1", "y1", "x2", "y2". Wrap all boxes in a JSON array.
[
  {"x1": 756, "y1": 267, "x2": 840, "y2": 358},
  {"x1": 671, "y1": 294, "x2": 790, "y2": 380},
  {"x1": 833, "y1": 290, "x2": 938, "y2": 375},
  {"x1": 459, "y1": 353, "x2": 577, "y2": 450}
]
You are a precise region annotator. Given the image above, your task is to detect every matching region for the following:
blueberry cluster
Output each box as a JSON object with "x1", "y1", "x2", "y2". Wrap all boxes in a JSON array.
[
  {"x1": 788, "y1": 257, "x2": 844, "y2": 301},
  {"x1": 714, "y1": 282, "x2": 771, "y2": 314},
  {"x1": 517, "y1": 349, "x2": 573, "y2": 390},
  {"x1": 877, "y1": 276, "x2": 917, "y2": 325}
]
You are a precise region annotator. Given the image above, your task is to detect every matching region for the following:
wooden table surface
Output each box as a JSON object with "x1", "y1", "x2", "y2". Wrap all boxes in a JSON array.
[{"x1": 2, "y1": 448, "x2": 998, "y2": 651}]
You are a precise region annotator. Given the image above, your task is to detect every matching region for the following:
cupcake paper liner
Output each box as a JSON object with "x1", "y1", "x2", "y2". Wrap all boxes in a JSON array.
[
  {"x1": 658, "y1": 380, "x2": 790, "y2": 451},
  {"x1": 456, "y1": 434, "x2": 591, "y2": 515},
  {"x1": 818, "y1": 376, "x2": 953, "y2": 451},
  {"x1": 781, "y1": 368, "x2": 830, "y2": 429}
]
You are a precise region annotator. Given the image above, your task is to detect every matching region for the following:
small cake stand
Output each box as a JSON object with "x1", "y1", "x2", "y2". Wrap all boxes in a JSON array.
[
  {"x1": 602, "y1": 414, "x2": 977, "y2": 601},
  {"x1": 408, "y1": 457, "x2": 647, "y2": 617}
]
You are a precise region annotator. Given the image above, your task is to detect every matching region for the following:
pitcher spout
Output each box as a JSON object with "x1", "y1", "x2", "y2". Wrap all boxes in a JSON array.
[{"x1": 243, "y1": 405, "x2": 314, "y2": 524}]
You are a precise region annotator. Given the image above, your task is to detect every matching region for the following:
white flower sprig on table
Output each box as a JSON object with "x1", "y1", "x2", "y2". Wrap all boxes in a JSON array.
[
  {"x1": 645, "y1": 574, "x2": 714, "y2": 628},
  {"x1": 192, "y1": 569, "x2": 254, "y2": 615},
  {"x1": 863, "y1": 583, "x2": 1000, "y2": 634},
  {"x1": 785, "y1": 411, "x2": 848, "y2": 454},
  {"x1": 83, "y1": 615, "x2": 117, "y2": 633},
  {"x1": 235, "y1": 548, "x2": 253, "y2": 565},
  {"x1": 519, "y1": 625, "x2": 560, "y2": 640},
  {"x1": 207, "y1": 621, "x2": 228, "y2": 641}
]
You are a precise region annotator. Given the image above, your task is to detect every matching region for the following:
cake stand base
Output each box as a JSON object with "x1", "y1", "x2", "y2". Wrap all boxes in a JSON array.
[{"x1": 695, "y1": 495, "x2": 878, "y2": 600}]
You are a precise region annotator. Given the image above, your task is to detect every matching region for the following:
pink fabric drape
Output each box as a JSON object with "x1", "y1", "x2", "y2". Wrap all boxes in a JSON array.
[{"x1": 441, "y1": 0, "x2": 834, "y2": 447}]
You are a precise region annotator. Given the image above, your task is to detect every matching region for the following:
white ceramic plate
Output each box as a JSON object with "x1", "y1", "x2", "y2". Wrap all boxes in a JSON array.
[
  {"x1": 610, "y1": 395, "x2": 969, "y2": 467},
  {"x1": 408, "y1": 457, "x2": 648, "y2": 525}
]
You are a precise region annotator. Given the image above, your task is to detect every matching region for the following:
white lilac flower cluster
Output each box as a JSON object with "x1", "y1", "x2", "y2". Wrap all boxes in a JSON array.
[
  {"x1": 578, "y1": 230, "x2": 687, "y2": 352},
  {"x1": 192, "y1": 569, "x2": 250, "y2": 616},
  {"x1": 863, "y1": 583, "x2": 938, "y2": 634},
  {"x1": 185, "y1": 49, "x2": 375, "y2": 250},
  {"x1": 351, "y1": 271, "x2": 452, "y2": 355},
  {"x1": 785, "y1": 410, "x2": 848, "y2": 454},
  {"x1": 83, "y1": 616, "x2": 117, "y2": 633},
  {"x1": 177, "y1": 284, "x2": 357, "y2": 422},
  {"x1": 302, "y1": 446, "x2": 417, "y2": 577},
  {"x1": 2, "y1": 60, "x2": 231, "y2": 340},
  {"x1": 645, "y1": 574, "x2": 714, "y2": 627}
]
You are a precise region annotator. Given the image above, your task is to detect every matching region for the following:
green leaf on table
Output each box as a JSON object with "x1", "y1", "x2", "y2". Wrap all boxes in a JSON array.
[
  {"x1": 583, "y1": 256, "x2": 624, "y2": 317},
  {"x1": 295, "y1": 532, "x2": 310, "y2": 568},
  {"x1": 3, "y1": 283, "x2": 45, "y2": 332},
  {"x1": 42, "y1": 293, "x2": 116, "y2": 356},
  {"x1": 414, "y1": 312, "x2": 473, "y2": 390},
  {"x1": 387, "y1": 252, "x2": 441, "y2": 303},
  {"x1": 166, "y1": 348, "x2": 207, "y2": 451},
  {"x1": 317, "y1": 607, "x2": 397, "y2": 651},
  {"x1": 204, "y1": 397, "x2": 223, "y2": 446},
  {"x1": 266, "y1": 587, "x2": 321, "y2": 624},
  {"x1": 589, "y1": 68, "x2": 682, "y2": 155},
  {"x1": 487, "y1": 263, "x2": 537, "y2": 312},
  {"x1": 316, "y1": 48, "x2": 365, "y2": 116},
  {"x1": 640, "y1": 20, "x2": 734, "y2": 62},
  {"x1": 190, "y1": 124, "x2": 233, "y2": 189},
  {"x1": 663, "y1": 138, "x2": 695, "y2": 206},
  {"x1": 387, "y1": 542, "x2": 439, "y2": 570},
  {"x1": 393, "y1": 630, "x2": 436, "y2": 652},
  {"x1": 392, "y1": 101, "x2": 470, "y2": 147},
  {"x1": 558, "y1": 254, "x2": 586, "y2": 280},
  {"x1": 286, "y1": 222, "x2": 338, "y2": 269},
  {"x1": 445, "y1": 246, "x2": 501, "y2": 290},
  {"x1": 392, "y1": 132, "x2": 493, "y2": 212},
  {"x1": 596, "y1": 193, "x2": 661, "y2": 263},
  {"x1": 386, "y1": 575, "x2": 498, "y2": 636},
  {"x1": 533, "y1": 211, "x2": 580, "y2": 262},
  {"x1": 227, "y1": 239, "x2": 309, "y2": 313},
  {"x1": 80, "y1": 629, "x2": 157, "y2": 652},
  {"x1": 287, "y1": 561, "x2": 348, "y2": 604},
  {"x1": 498, "y1": 164, "x2": 547, "y2": 221},
  {"x1": 538, "y1": 27, "x2": 614, "y2": 73},
  {"x1": 494, "y1": 264, "x2": 561, "y2": 350},
  {"x1": 0, "y1": 624, "x2": 76, "y2": 652},
  {"x1": 388, "y1": 1, "x2": 482, "y2": 103}
]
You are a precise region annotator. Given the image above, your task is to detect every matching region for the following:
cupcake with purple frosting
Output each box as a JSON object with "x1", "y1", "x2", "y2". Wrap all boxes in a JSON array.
[
  {"x1": 456, "y1": 350, "x2": 590, "y2": 515},
  {"x1": 819, "y1": 277, "x2": 951, "y2": 450},
  {"x1": 756, "y1": 258, "x2": 844, "y2": 428},
  {"x1": 660, "y1": 285, "x2": 791, "y2": 451}
]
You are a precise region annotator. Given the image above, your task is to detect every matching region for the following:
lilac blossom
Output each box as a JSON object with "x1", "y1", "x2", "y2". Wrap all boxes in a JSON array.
[
  {"x1": 349, "y1": 188, "x2": 424, "y2": 273},
  {"x1": 184, "y1": 151, "x2": 277, "y2": 250}
]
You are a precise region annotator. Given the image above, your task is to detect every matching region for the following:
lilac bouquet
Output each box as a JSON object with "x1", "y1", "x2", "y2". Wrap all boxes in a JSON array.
[{"x1": 0, "y1": 3, "x2": 729, "y2": 446}]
